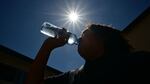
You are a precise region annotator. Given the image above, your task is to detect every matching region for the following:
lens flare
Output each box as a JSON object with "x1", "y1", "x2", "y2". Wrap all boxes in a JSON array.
[
  {"x1": 44, "y1": 1, "x2": 89, "y2": 33},
  {"x1": 68, "y1": 11, "x2": 79, "y2": 23}
]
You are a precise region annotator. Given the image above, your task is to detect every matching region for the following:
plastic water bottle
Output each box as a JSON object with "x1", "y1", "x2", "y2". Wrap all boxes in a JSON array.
[{"x1": 40, "y1": 22, "x2": 78, "y2": 45}]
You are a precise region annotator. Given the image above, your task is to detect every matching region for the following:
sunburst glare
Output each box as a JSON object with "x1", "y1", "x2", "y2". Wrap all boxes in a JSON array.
[{"x1": 68, "y1": 11, "x2": 79, "y2": 23}]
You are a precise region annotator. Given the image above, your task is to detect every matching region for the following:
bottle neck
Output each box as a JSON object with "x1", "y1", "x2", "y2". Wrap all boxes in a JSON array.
[{"x1": 67, "y1": 33, "x2": 78, "y2": 45}]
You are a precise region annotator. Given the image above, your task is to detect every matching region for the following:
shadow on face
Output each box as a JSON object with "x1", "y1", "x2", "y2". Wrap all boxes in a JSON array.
[{"x1": 78, "y1": 29, "x2": 105, "y2": 61}]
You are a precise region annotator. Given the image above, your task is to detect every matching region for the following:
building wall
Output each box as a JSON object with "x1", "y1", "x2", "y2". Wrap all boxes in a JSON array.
[
  {"x1": 122, "y1": 8, "x2": 150, "y2": 52},
  {"x1": 0, "y1": 45, "x2": 61, "y2": 84},
  {"x1": 0, "y1": 63, "x2": 26, "y2": 84}
]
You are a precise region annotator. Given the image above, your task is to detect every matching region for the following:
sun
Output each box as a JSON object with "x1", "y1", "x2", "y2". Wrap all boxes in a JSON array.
[
  {"x1": 58, "y1": 1, "x2": 89, "y2": 32},
  {"x1": 68, "y1": 11, "x2": 79, "y2": 23},
  {"x1": 61, "y1": 8, "x2": 87, "y2": 33}
]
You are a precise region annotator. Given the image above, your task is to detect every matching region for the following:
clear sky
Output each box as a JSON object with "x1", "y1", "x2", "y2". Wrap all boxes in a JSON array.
[{"x1": 0, "y1": 0, "x2": 150, "y2": 72}]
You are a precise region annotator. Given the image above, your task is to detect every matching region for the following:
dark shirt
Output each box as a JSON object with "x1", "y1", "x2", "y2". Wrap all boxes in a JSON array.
[{"x1": 45, "y1": 51, "x2": 150, "y2": 84}]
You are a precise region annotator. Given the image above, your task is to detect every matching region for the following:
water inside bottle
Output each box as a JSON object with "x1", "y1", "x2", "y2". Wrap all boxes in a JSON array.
[
  {"x1": 40, "y1": 22, "x2": 58, "y2": 38},
  {"x1": 40, "y1": 22, "x2": 78, "y2": 45}
]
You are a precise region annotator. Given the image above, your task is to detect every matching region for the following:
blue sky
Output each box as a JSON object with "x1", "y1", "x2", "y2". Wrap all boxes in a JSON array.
[{"x1": 0, "y1": 0, "x2": 150, "y2": 72}]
